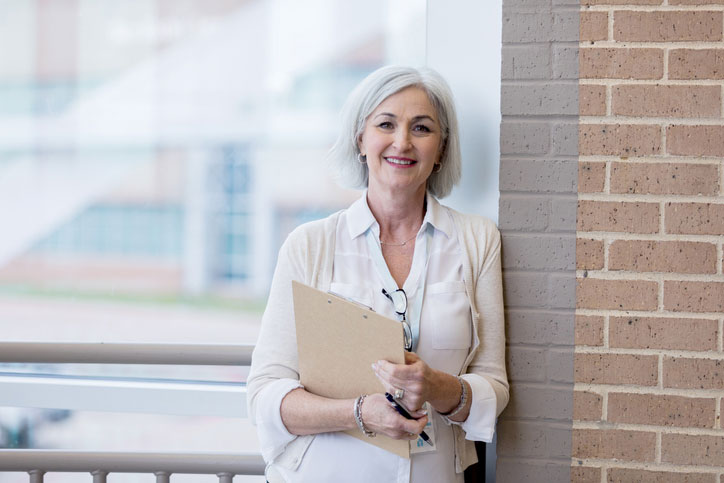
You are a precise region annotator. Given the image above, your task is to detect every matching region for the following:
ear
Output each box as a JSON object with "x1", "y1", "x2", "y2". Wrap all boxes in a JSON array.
[{"x1": 357, "y1": 134, "x2": 365, "y2": 156}]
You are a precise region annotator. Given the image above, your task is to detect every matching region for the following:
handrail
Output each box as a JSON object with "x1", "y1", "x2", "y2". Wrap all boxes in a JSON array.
[
  {"x1": 0, "y1": 342, "x2": 254, "y2": 365},
  {"x1": 0, "y1": 450, "x2": 265, "y2": 474}
]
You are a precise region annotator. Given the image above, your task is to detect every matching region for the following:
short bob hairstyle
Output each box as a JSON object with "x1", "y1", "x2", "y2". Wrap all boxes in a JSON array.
[{"x1": 328, "y1": 66, "x2": 461, "y2": 199}]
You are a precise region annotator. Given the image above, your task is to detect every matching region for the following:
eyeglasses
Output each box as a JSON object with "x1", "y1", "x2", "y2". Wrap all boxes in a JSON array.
[{"x1": 382, "y1": 287, "x2": 412, "y2": 351}]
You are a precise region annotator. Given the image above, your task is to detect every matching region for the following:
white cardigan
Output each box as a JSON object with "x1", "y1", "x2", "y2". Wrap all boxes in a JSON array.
[{"x1": 247, "y1": 203, "x2": 509, "y2": 475}]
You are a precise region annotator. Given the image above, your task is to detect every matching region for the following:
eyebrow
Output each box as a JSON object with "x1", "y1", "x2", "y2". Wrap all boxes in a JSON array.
[{"x1": 373, "y1": 112, "x2": 436, "y2": 123}]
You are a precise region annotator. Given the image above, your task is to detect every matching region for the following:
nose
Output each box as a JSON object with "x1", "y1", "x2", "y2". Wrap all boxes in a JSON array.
[{"x1": 393, "y1": 128, "x2": 412, "y2": 151}]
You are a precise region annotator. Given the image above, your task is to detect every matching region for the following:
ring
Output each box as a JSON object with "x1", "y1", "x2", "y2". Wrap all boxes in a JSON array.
[{"x1": 394, "y1": 388, "x2": 404, "y2": 400}]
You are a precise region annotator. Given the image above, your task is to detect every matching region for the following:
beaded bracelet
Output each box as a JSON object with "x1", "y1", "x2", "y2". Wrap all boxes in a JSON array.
[
  {"x1": 354, "y1": 395, "x2": 376, "y2": 437},
  {"x1": 439, "y1": 376, "x2": 468, "y2": 419}
]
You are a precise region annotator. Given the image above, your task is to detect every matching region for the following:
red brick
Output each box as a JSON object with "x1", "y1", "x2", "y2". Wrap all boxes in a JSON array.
[
  {"x1": 576, "y1": 315, "x2": 604, "y2": 346},
  {"x1": 612, "y1": 85, "x2": 721, "y2": 118},
  {"x1": 574, "y1": 390, "x2": 603, "y2": 421},
  {"x1": 611, "y1": 162, "x2": 719, "y2": 196},
  {"x1": 571, "y1": 466, "x2": 601, "y2": 482},
  {"x1": 579, "y1": 161, "x2": 606, "y2": 193},
  {"x1": 608, "y1": 468, "x2": 717, "y2": 483},
  {"x1": 577, "y1": 238, "x2": 604, "y2": 271},
  {"x1": 666, "y1": 202, "x2": 724, "y2": 235},
  {"x1": 667, "y1": 125, "x2": 724, "y2": 157},
  {"x1": 581, "y1": 11, "x2": 609, "y2": 42},
  {"x1": 664, "y1": 357, "x2": 724, "y2": 389},
  {"x1": 608, "y1": 240, "x2": 717, "y2": 274},
  {"x1": 610, "y1": 316, "x2": 719, "y2": 351},
  {"x1": 670, "y1": 49, "x2": 724, "y2": 80},
  {"x1": 573, "y1": 429, "x2": 656, "y2": 462},
  {"x1": 608, "y1": 393, "x2": 716, "y2": 428},
  {"x1": 580, "y1": 124, "x2": 661, "y2": 156},
  {"x1": 662, "y1": 434, "x2": 724, "y2": 466},
  {"x1": 580, "y1": 85, "x2": 606, "y2": 117},
  {"x1": 665, "y1": 281, "x2": 724, "y2": 313},
  {"x1": 580, "y1": 48, "x2": 663, "y2": 80},
  {"x1": 578, "y1": 278, "x2": 659, "y2": 311},
  {"x1": 614, "y1": 11, "x2": 723, "y2": 42},
  {"x1": 578, "y1": 201, "x2": 660, "y2": 233},
  {"x1": 575, "y1": 353, "x2": 658, "y2": 385}
]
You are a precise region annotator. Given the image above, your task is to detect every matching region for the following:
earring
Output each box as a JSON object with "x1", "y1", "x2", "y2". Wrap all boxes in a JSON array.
[
  {"x1": 432, "y1": 163, "x2": 442, "y2": 173},
  {"x1": 357, "y1": 153, "x2": 367, "y2": 164}
]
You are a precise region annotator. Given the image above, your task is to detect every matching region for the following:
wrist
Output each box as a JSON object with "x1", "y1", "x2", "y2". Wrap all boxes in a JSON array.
[
  {"x1": 439, "y1": 376, "x2": 468, "y2": 419},
  {"x1": 429, "y1": 370, "x2": 462, "y2": 413}
]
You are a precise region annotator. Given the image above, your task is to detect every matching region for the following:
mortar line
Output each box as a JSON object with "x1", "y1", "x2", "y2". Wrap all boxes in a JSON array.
[
  {"x1": 661, "y1": 123, "x2": 668, "y2": 158},
  {"x1": 660, "y1": 201, "x2": 666, "y2": 235},
  {"x1": 663, "y1": 46, "x2": 669, "y2": 82},
  {"x1": 608, "y1": 8, "x2": 614, "y2": 42},
  {"x1": 656, "y1": 431, "x2": 663, "y2": 464},
  {"x1": 576, "y1": 346, "x2": 724, "y2": 359},
  {"x1": 604, "y1": 160, "x2": 611, "y2": 194},
  {"x1": 719, "y1": 319, "x2": 723, "y2": 352},
  {"x1": 604, "y1": 314, "x2": 610, "y2": 349},
  {"x1": 606, "y1": 84, "x2": 612, "y2": 117}
]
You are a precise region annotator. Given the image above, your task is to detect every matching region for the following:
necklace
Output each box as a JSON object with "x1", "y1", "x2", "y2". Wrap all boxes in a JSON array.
[{"x1": 379, "y1": 233, "x2": 417, "y2": 247}]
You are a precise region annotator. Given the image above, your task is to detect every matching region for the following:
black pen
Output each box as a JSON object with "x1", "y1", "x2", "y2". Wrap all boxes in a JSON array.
[{"x1": 384, "y1": 392, "x2": 433, "y2": 446}]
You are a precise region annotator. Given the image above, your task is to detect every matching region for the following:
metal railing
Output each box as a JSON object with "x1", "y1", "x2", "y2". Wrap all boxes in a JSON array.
[{"x1": 0, "y1": 342, "x2": 265, "y2": 481}]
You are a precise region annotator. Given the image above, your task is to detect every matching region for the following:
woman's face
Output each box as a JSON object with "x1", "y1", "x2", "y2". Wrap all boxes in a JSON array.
[{"x1": 358, "y1": 87, "x2": 443, "y2": 198}]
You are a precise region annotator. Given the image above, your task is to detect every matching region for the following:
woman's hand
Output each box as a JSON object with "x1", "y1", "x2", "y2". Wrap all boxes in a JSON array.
[
  {"x1": 373, "y1": 352, "x2": 469, "y2": 420},
  {"x1": 372, "y1": 352, "x2": 436, "y2": 415},
  {"x1": 360, "y1": 393, "x2": 428, "y2": 440}
]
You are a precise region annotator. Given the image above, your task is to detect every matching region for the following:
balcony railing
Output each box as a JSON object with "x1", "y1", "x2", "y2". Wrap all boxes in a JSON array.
[{"x1": 0, "y1": 342, "x2": 265, "y2": 481}]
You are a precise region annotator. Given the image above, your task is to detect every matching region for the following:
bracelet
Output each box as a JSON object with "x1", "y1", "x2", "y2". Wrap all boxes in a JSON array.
[
  {"x1": 354, "y1": 395, "x2": 376, "y2": 438},
  {"x1": 439, "y1": 376, "x2": 468, "y2": 419}
]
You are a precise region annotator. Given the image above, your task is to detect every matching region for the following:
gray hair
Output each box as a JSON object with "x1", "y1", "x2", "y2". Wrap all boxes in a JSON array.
[{"x1": 328, "y1": 66, "x2": 461, "y2": 198}]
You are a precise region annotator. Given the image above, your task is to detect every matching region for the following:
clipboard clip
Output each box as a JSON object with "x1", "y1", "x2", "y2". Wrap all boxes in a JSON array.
[{"x1": 327, "y1": 291, "x2": 375, "y2": 312}]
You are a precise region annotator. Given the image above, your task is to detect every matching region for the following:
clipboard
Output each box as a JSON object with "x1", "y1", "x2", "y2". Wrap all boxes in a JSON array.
[{"x1": 292, "y1": 280, "x2": 409, "y2": 458}]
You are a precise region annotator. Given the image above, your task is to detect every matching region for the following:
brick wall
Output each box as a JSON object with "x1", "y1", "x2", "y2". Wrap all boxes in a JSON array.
[
  {"x1": 497, "y1": 0, "x2": 579, "y2": 481},
  {"x1": 575, "y1": 1, "x2": 724, "y2": 481}
]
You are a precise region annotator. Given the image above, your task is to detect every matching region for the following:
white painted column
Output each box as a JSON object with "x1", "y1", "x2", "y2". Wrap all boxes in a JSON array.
[{"x1": 426, "y1": 0, "x2": 502, "y2": 223}]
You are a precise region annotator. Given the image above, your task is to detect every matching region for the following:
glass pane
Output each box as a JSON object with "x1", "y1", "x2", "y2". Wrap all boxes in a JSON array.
[{"x1": 0, "y1": 0, "x2": 426, "y2": 456}]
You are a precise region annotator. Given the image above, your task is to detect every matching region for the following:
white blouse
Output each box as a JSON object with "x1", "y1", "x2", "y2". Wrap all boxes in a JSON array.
[{"x1": 255, "y1": 193, "x2": 498, "y2": 483}]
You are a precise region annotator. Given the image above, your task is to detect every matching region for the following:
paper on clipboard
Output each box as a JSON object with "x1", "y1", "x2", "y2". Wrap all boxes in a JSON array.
[{"x1": 292, "y1": 280, "x2": 409, "y2": 458}]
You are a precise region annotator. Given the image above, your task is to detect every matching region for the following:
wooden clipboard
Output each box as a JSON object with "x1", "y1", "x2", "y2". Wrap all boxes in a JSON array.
[{"x1": 292, "y1": 280, "x2": 409, "y2": 458}]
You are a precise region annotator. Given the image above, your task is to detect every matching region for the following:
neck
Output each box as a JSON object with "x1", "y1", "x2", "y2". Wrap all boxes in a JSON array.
[{"x1": 366, "y1": 185, "x2": 426, "y2": 243}]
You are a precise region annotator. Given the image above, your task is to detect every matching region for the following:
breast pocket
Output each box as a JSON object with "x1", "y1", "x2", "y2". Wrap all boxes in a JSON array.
[
  {"x1": 329, "y1": 282, "x2": 373, "y2": 310},
  {"x1": 426, "y1": 281, "x2": 472, "y2": 350}
]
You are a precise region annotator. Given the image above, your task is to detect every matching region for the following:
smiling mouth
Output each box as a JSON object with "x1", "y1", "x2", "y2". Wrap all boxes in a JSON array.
[{"x1": 384, "y1": 157, "x2": 416, "y2": 166}]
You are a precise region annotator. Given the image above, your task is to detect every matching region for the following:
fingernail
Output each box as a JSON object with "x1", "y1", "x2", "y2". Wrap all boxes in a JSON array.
[
  {"x1": 371, "y1": 363, "x2": 377, "y2": 371},
  {"x1": 420, "y1": 410, "x2": 428, "y2": 416}
]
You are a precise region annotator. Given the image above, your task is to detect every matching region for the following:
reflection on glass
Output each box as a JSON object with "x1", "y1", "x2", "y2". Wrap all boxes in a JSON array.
[{"x1": 0, "y1": 0, "x2": 425, "y2": 463}]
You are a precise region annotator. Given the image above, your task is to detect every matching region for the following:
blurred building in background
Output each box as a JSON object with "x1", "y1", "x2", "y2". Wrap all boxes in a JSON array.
[{"x1": 0, "y1": 0, "x2": 425, "y2": 299}]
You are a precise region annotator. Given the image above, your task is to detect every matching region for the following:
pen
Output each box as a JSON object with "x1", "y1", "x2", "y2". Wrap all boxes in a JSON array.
[{"x1": 384, "y1": 392, "x2": 433, "y2": 446}]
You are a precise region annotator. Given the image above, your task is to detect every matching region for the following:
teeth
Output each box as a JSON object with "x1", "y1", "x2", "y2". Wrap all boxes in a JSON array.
[{"x1": 385, "y1": 157, "x2": 414, "y2": 165}]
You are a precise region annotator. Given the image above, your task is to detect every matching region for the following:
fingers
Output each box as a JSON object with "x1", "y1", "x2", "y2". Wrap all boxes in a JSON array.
[
  {"x1": 372, "y1": 359, "x2": 428, "y2": 411},
  {"x1": 360, "y1": 394, "x2": 428, "y2": 440}
]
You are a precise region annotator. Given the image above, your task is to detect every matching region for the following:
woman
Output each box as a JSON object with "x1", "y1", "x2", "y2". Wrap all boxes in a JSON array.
[{"x1": 247, "y1": 66, "x2": 508, "y2": 482}]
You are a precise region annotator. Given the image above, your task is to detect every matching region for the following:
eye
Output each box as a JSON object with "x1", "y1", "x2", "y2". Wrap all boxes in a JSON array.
[
  {"x1": 377, "y1": 121, "x2": 393, "y2": 129},
  {"x1": 413, "y1": 124, "x2": 432, "y2": 133}
]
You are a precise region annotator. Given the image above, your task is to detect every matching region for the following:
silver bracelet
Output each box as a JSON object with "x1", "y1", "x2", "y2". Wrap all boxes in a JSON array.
[
  {"x1": 354, "y1": 395, "x2": 375, "y2": 437},
  {"x1": 440, "y1": 376, "x2": 468, "y2": 419}
]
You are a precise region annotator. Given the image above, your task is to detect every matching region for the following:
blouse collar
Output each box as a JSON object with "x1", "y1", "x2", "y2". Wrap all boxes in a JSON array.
[{"x1": 346, "y1": 191, "x2": 453, "y2": 240}]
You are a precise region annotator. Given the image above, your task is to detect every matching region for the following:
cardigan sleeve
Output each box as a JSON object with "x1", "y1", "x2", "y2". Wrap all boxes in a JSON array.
[
  {"x1": 246, "y1": 231, "x2": 306, "y2": 463},
  {"x1": 444, "y1": 217, "x2": 509, "y2": 444},
  {"x1": 467, "y1": 221, "x2": 509, "y2": 418}
]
